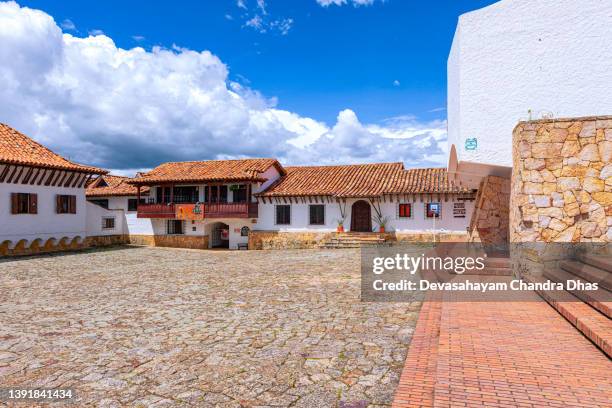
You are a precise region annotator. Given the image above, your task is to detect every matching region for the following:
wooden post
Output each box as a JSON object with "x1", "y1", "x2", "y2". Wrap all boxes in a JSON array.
[
  {"x1": 161, "y1": 185, "x2": 165, "y2": 204},
  {"x1": 170, "y1": 184, "x2": 174, "y2": 204}
]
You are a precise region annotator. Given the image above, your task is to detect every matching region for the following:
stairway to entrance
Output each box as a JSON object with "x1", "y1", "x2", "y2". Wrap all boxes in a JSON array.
[
  {"x1": 318, "y1": 232, "x2": 390, "y2": 249},
  {"x1": 536, "y1": 252, "x2": 612, "y2": 357}
]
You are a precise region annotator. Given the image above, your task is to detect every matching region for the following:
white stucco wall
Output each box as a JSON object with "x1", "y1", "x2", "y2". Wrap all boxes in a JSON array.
[
  {"x1": 88, "y1": 195, "x2": 154, "y2": 236},
  {"x1": 85, "y1": 202, "x2": 126, "y2": 237},
  {"x1": 255, "y1": 197, "x2": 473, "y2": 233},
  {"x1": 447, "y1": 0, "x2": 612, "y2": 168},
  {"x1": 0, "y1": 171, "x2": 88, "y2": 245}
]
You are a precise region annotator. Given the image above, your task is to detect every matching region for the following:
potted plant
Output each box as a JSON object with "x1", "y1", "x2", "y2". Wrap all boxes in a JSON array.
[
  {"x1": 335, "y1": 218, "x2": 345, "y2": 233},
  {"x1": 374, "y1": 215, "x2": 391, "y2": 233}
]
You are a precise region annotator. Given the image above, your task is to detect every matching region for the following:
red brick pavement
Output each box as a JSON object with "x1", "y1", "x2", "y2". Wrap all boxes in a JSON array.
[{"x1": 393, "y1": 291, "x2": 612, "y2": 407}]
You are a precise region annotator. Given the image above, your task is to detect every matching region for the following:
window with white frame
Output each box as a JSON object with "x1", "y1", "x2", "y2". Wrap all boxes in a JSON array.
[
  {"x1": 275, "y1": 204, "x2": 291, "y2": 225},
  {"x1": 397, "y1": 203, "x2": 412, "y2": 219}
]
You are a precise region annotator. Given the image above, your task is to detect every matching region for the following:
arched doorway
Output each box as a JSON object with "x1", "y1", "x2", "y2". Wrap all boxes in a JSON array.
[
  {"x1": 209, "y1": 222, "x2": 230, "y2": 249},
  {"x1": 351, "y1": 200, "x2": 372, "y2": 232}
]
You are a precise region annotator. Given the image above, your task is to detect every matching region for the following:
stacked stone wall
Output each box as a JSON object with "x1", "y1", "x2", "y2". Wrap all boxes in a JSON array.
[
  {"x1": 248, "y1": 231, "x2": 332, "y2": 250},
  {"x1": 510, "y1": 116, "x2": 611, "y2": 277},
  {"x1": 129, "y1": 234, "x2": 209, "y2": 250},
  {"x1": 467, "y1": 176, "x2": 510, "y2": 246},
  {"x1": 511, "y1": 116, "x2": 611, "y2": 243}
]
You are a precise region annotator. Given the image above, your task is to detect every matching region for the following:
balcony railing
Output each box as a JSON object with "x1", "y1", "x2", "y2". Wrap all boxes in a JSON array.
[{"x1": 137, "y1": 202, "x2": 258, "y2": 219}]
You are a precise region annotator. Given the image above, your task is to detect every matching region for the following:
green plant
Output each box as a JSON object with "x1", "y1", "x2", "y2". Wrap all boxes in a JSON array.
[{"x1": 373, "y1": 214, "x2": 391, "y2": 229}]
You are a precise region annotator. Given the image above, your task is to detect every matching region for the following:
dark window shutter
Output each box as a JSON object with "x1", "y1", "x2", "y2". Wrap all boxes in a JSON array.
[
  {"x1": 56, "y1": 195, "x2": 62, "y2": 214},
  {"x1": 29, "y1": 193, "x2": 38, "y2": 214},
  {"x1": 70, "y1": 195, "x2": 76, "y2": 214},
  {"x1": 11, "y1": 193, "x2": 18, "y2": 214}
]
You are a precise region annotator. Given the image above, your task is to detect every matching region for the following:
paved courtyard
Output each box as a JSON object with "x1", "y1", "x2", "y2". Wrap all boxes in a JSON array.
[{"x1": 0, "y1": 247, "x2": 421, "y2": 407}]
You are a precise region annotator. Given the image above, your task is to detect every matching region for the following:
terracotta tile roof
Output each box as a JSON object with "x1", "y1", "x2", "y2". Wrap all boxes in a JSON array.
[
  {"x1": 0, "y1": 123, "x2": 106, "y2": 174},
  {"x1": 257, "y1": 164, "x2": 469, "y2": 198},
  {"x1": 86, "y1": 175, "x2": 150, "y2": 197},
  {"x1": 389, "y1": 167, "x2": 470, "y2": 195},
  {"x1": 129, "y1": 159, "x2": 285, "y2": 185}
]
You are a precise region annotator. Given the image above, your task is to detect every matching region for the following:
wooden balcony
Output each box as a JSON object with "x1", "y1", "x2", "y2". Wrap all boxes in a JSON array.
[{"x1": 137, "y1": 202, "x2": 258, "y2": 219}]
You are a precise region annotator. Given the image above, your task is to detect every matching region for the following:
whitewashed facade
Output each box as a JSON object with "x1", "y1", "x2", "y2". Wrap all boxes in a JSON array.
[
  {"x1": 447, "y1": 0, "x2": 612, "y2": 187},
  {"x1": 256, "y1": 197, "x2": 474, "y2": 235}
]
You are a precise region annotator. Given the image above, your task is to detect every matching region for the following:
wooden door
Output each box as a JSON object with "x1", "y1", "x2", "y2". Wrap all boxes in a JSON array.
[{"x1": 351, "y1": 200, "x2": 372, "y2": 232}]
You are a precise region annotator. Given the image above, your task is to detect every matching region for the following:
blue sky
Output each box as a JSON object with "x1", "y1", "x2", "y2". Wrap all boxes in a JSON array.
[{"x1": 0, "y1": 0, "x2": 498, "y2": 172}]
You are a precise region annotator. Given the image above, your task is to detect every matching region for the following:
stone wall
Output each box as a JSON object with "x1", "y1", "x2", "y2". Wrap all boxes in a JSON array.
[
  {"x1": 0, "y1": 235, "x2": 129, "y2": 258},
  {"x1": 510, "y1": 116, "x2": 611, "y2": 277},
  {"x1": 511, "y1": 116, "x2": 611, "y2": 243},
  {"x1": 129, "y1": 235, "x2": 209, "y2": 250},
  {"x1": 248, "y1": 231, "x2": 471, "y2": 250},
  {"x1": 248, "y1": 231, "x2": 333, "y2": 250},
  {"x1": 395, "y1": 232, "x2": 469, "y2": 243},
  {"x1": 467, "y1": 175, "x2": 510, "y2": 246}
]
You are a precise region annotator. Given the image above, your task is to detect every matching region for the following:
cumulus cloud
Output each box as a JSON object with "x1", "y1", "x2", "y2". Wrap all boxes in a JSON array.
[
  {"x1": 0, "y1": 1, "x2": 446, "y2": 174},
  {"x1": 316, "y1": 0, "x2": 378, "y2": 7}
]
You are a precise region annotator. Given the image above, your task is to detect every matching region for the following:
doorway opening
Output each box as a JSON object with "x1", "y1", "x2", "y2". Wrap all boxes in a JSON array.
[
  {"x1": 350, "y1": 200, "x2": 372, "y2": 232},
  {"x1": 210, "y1": 222, "x2": 230, "y2": 249}
]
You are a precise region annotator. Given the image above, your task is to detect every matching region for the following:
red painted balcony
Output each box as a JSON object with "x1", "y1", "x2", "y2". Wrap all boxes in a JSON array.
[{"x1": 137, "y1": 202, "x2": 258, "y2": 219}]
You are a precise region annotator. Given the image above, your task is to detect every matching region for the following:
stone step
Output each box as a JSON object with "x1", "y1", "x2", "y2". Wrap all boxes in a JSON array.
[
  {"x1": 483, "y1": 257, "x2": 511, "y2": 268},
  {"x1": 577, "y1": 253, "x2": 612, "y2": 273},
  {"x1": 326, "y1": 237, "x2": 386, "y2": 242},
  {"x1": 544, "y1": 268, "x2": 612, "y2": 319},
  {"x1": 458, "y1": 266, "x2": 513, "y2": 276},
  {"x1": 320, "y1": 242, "x2": 392, "y2": 249},
  {"x1": 526, "y1": 275, "x2": 612, "y2": 358},
  {"x1": 560, "y1": 260, "x2": 612, "y2": 291}
]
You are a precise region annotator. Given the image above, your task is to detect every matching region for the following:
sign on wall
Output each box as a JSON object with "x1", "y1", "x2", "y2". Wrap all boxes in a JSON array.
[
  {"x1": 176, "y1": 203, "x2": 204, "y2": 220},
  {"x1": 453, "y1": 202, "x2": 466, "y2": 218},
  {"x1": 465, "y1": 138, "x2": 478, "y2": 151}
]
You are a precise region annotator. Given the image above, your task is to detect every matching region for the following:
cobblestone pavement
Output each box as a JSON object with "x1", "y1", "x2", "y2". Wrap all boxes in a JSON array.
[{"x1": 0, "y1": 247, "x2": 421, "y2": 407}]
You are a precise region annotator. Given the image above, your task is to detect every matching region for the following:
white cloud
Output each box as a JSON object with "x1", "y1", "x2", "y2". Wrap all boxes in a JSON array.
[
  {"x1": 132, "y1": 35, "x2": 145, "y2": 42},
  {"x1": 256, "y1": 0, "x2": 267, "y2": 14},
  {"x1": 244, "y1": 14, "x2": 264, "y2": 31},
  {"x1": 235, "y1": 0, "x2": 292, "y2": 35},
  {"x1": 270, "y1": 18, "x2": 293, "y2": 36},
  {"x1": 0, "y1": 1, "x2": 446, "y2": 173},
  {"x1": 393, "y1": 79, "x2": 400, "y2": 87},
  {"x1": 60, "y1": 18, "x2": 75, "y2": 31},
  {"x1": 316, "y1": 0, "x2": 378, "y2": 7},
  {"x1": 88, "y1": 28, "x2": 104, "y2": 36}
]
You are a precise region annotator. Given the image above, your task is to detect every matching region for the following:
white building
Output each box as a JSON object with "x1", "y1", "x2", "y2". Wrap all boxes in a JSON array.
[
  {"x1": 85, "y1": 174, "x2": 151, "y2": 239},
  {"x1": 256, "y1": 164, "x2": 475, "y2": 237},
  {"x1": 0, "y1": 123, "x2": 107, "y2": 255},
  {"x1": 447, "y1": 0, "x2": 612, "y2": 188},
  {"x1": 127, "y1": 159, "x2": 286, "y2": 250},
  {"x1": 0, "y1": 124, "x2": 476, "y2": 255},
  {"x1": 129, "y1": 161, "x2": 476, "y2": 249}
]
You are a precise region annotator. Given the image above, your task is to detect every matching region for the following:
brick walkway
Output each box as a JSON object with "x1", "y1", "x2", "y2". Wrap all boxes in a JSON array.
[{"x1": 393, "y1": 290, "x2": 612, "y2": 407}]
